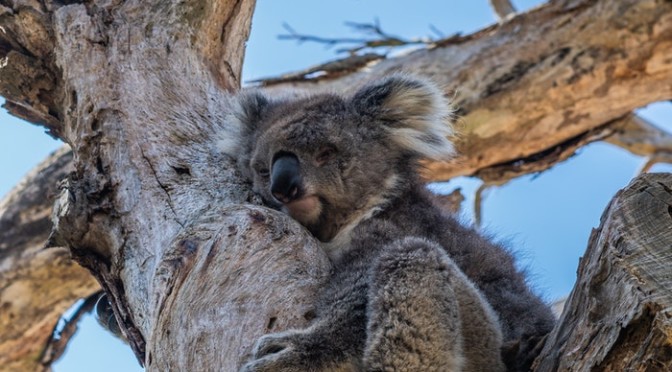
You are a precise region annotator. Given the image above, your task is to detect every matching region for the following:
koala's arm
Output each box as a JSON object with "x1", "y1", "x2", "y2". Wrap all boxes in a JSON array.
[
  {"x1": 241, "y1": 262, "x2": 369, "y2": 372},
  {"x1": 365, "y1": 237, "x2": 505, "y2": 372},
  {"x1": 242, "y1": 321, "x2": 362, "y2": 372}
]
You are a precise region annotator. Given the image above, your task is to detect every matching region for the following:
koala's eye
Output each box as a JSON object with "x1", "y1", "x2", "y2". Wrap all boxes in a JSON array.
[
  {"x1": 315, "y1": 147, "x2": 336, "y2": 166},
  {"x1": 258, "y1": 168, "x2": 270, "y2": 178}
]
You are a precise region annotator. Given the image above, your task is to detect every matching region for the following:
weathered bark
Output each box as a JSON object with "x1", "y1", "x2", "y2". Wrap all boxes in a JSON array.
[
  {"x1": 0, "y1": 147, "x2": 99, "y2": 371},
  {"x1": 534, "y1": 173, "x2": 672, "y2": 371},
  {"x1": 43, "y1": 1, "x2": 329, "y2": 369},
  {"x1": 3, "y1": 0, "x2": 332, "y2": 369},
  {"x1": 0, "y1": 0, "x2": 671, "y2": 370}
]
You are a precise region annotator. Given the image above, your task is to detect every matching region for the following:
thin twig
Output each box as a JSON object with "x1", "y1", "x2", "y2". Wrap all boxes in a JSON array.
[
  {"x1": 489, "y1": 0, "x2": 517, "y2": 21},
  {"x1": 40, "y1": 291, "x2": 102, "y2": 368},
  {"x1": 278, "y1": 20, "x2": 436, "y2": 55},
  {"x1": 279, "y1": 23, "x2": 369, "y2": 47},
  {"x1": 474, "y1": 183, "x2": 489, "y2": 228},
  {"x1": 428, "y1": 24, "x2": 446, "y2": 38}
]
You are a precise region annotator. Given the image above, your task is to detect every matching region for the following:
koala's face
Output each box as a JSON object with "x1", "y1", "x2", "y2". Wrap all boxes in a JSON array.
[
  {"x1": 249, "y1": 96, "x2": 399, "y2": 242},
  {"x1": 238, "y1": 76, "x2": 455, "y2": 242}
]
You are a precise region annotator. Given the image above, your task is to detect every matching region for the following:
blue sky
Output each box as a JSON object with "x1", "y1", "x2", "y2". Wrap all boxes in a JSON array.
[{"x1": 1, "y1": 1, "x2": 670, "y2": 370}]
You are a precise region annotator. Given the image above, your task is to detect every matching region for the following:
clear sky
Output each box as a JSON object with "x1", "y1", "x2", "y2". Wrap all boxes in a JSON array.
[{"x1": 0, "y1": 1, "x2": 670, "y2": 370}]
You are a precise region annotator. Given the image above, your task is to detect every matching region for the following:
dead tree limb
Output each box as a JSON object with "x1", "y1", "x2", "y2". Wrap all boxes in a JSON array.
[{"x1": 262, "y1": 0, "x2": 672, "y2": 182}]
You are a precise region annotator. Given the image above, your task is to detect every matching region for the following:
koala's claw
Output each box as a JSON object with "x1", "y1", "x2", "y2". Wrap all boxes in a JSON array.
[
  {"x1": 241, "y1": 332, "x2": 311, "y2": 372},
  {"x1": 253, "y1": 333, "x2": 294, "y2": 358},
  {"x1": 240, "y1": 352, "x2": 290, "y2": 372}
]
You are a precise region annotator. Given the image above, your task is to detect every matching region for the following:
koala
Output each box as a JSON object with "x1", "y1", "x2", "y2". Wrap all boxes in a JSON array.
[{"x1": 232, "y1": 76, "x2": 556, "y2": 371}]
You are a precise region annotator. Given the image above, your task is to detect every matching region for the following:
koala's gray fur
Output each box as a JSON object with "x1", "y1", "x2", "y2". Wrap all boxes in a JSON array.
[{"x1": 231, "y1": 76, "x2": 555, "y2": 371}]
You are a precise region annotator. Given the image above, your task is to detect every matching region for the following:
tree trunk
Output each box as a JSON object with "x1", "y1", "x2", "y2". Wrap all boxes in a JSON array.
[
  {"x1": 534, "y1": 173, "x2": 672, "y2": 371},
  {"x1": 6, "y1": 0, "x2": 330, "y2": 369},
  {"x1": 0, "y1": 0, "x2": 671, "y2": 369}
]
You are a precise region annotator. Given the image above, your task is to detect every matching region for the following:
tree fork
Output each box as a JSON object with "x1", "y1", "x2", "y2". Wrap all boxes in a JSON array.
[{"x1": 39, "y1": 1, "x2": 329, "y2": 369}]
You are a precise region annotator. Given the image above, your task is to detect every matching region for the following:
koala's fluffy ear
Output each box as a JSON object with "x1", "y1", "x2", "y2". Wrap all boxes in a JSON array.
[
  {"x1": 217, "y1": 91, "x2": 270, "y2": 158},
  {"x1": 351, "y1": 75, "x2": 455, "y2": 161},
  {"x1": 234, "y1": 91, "x2": 270, "y2": 131}
]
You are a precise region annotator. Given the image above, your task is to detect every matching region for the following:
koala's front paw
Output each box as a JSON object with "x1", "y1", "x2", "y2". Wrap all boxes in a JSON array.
[{"x1": 241, "y1": 331, "x2": 314, "y2": 372}]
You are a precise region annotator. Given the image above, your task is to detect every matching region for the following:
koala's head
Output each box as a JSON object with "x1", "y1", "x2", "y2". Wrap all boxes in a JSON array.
[{"x1": 232, "y1": 76, "x2": 454, "y2": 242}]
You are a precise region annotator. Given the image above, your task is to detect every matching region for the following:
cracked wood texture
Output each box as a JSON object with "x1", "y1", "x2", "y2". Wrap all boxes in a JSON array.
[
  {"x1": 44, "y1": 0, "x2": 330, "y2": 370},
  {"x1": 0, "y1": 0, "x2": 671, "y2": 370},
  {"x1": 1, "y1": 0, "x2": 331, "y2": 371}
]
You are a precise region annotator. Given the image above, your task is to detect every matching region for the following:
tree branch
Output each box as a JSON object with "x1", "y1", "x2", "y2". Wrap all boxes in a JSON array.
[
  {"x1": 1, "y1": 0, "x2": 671, "y2": 370},
  {"x1": 40, "y1": 292, "x2": 102, "y2": 368},
  {"x1": 0, "y1": 147, "x2": 99, "y2": 371},
  {"x1": 0, "y1": 3, "x2": 62, "y2": 135},
  {"x1": 248, "y1": 53, "x2": 384, "y2": 85},
  {"x1": 476, "y1": 113, "x2": 672, "y2": 183},
  {"x1": 262, "y1": 0, "x2": 672, "y2": 182}
]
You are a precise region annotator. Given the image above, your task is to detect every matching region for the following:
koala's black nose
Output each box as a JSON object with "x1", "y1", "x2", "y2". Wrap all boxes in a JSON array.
[{"x1": 270, "y1": 153, "x2": 302, "y2": 203}]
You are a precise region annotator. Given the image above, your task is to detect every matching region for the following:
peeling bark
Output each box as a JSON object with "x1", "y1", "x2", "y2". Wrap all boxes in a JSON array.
[{"x1": 0, "y1": 2, "x2": 62, "y2": 136}]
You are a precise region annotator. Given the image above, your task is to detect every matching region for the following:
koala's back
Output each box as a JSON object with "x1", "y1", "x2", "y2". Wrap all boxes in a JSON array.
[{"x1": 346, "y1": 183, "x2": 556, "y2": 367}]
